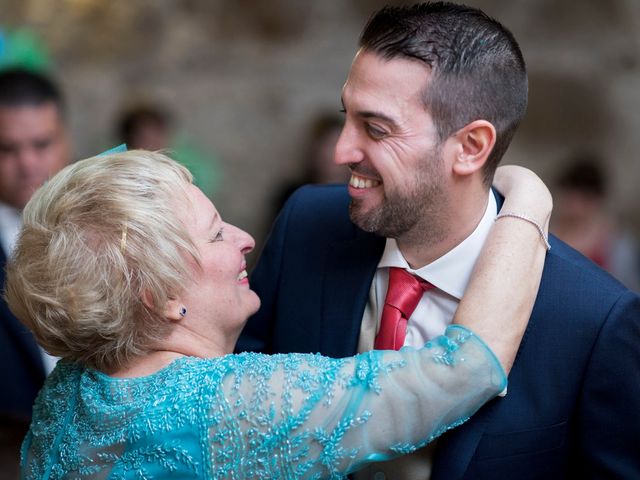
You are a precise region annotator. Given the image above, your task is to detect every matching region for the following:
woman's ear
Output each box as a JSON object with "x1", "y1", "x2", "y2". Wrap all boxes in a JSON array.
[
  {"x1": 451, "y1": 120, "x2": 496, "y2": 177},
  {"x1": 141, "y1": 290, "x2": 184, "y2": 322},
  {"x1": 163, "y1": 298, "x2": 185, "y2": 322}
]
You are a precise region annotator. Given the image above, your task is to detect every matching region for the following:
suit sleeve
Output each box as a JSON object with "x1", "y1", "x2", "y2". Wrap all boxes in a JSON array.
[{"x1": 578, "y1": 289, "x2": 640, "y2": 477}]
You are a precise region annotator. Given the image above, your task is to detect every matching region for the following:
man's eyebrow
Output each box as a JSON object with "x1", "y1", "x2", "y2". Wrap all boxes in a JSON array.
[
  {"x1": 340, "y1": 97, "x2": 400, "y2": 128},
  {"x1": 358, "y1": 110, "x2": 399, "y2": 128}
]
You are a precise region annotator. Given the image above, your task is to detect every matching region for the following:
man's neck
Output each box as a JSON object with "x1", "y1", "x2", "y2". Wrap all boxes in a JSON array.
[{"x1": 397, "y1": 189, "x2": 492, "y2": 269}]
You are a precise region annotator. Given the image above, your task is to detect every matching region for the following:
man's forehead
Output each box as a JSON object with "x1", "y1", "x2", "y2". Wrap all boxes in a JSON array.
[
  {"x1": 342, "y1": 51, "x2": 431, "y2": 116},
  {"x1": 0, "y1": 102, "x2": 63, "y2": 122},
  {"x1": 0, "y1": 103, "x2": 64, "y2": 137}
]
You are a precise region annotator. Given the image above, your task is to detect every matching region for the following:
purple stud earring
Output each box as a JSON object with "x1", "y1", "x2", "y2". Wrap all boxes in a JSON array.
[{"x1": 179, "y1": 307, "x2": 187, "y2": 317}]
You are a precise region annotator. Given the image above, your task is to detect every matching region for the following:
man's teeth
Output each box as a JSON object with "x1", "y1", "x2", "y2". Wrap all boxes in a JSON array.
[
  {"x1": 349, "y1": 174, "x2": 381, "y2": 189},
  {"x1": 237, "y1": 270, "x2": 248, "y2": 281}
]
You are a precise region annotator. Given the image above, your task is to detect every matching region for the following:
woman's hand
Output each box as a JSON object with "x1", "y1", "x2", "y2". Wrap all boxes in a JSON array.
[{"x1": 493, "y1": 165, "x2": 553, "y2": 231}]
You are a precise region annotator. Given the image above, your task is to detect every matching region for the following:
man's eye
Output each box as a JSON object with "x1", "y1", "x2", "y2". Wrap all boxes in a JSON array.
[
  {"x1": 34, "y1": 139, "x2": 53, "y2": 151},
  {"x1": 366, "y1": 124, "x2": 387, "y2": 139},
  {"x1": 0, "y1": 144, "x2": 14, "y2": 155}
]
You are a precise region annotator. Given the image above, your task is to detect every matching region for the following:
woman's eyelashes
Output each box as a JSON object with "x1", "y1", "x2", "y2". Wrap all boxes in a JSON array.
[{"x1": 210, "y1": 227, "x2": 225, "y2": 243}]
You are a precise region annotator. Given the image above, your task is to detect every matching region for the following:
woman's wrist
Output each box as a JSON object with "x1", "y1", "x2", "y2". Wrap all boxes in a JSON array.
[
  {"x1": 501, "y1": 194, "x2": 551, "y2": 228},
  {"x1": 494, "y1": 212, "x2": 551, "y2": 251},
  {"x1": 494, "y1": 165, "x2": 552, "y2": 227}
]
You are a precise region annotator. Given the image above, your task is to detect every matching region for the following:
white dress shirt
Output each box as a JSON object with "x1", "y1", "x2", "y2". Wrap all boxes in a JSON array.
[
  {"x1": 0, "y1": 202, "x2": 21, "y2": 257},
  {"x1": 0, "y1": 201, "x2": 59, "y2": 375}
]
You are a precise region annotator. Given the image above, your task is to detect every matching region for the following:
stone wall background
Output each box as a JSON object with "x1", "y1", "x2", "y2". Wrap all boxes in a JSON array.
[{"x1": 1, "y1": 0, "x2": 639, "y2": 262}]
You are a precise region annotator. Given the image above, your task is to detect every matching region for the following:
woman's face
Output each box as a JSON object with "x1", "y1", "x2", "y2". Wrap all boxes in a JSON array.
[{"x1": 178, "y1": 184, "x2": 260, "y2": 334}]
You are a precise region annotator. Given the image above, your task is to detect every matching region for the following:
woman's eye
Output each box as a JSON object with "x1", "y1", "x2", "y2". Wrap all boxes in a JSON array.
[{"x1": 210, "y1": 228, "x2": 224, "y2": 242}]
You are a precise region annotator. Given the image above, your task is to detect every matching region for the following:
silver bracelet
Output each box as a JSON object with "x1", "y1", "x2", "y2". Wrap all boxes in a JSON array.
[{"x1": 495, "y1": 212, "x2": 551, "y2": 251}]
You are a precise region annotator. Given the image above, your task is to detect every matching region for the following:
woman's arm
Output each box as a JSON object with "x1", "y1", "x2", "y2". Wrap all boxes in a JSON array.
[
  {"x1": 217, "y1": 329, "x2": 505, "y2": 478},
  {"x1": 453, "y1": 165, "x2": 552, "y2": 374}
]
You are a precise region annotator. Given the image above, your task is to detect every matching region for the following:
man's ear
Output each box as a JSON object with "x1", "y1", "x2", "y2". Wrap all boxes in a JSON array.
[
  {"x1": 141, "y1": 290, "x2": 184, "y2": 322},
  {"x1": 450, "y1": 120, "x2": 496, "y2": 177}
]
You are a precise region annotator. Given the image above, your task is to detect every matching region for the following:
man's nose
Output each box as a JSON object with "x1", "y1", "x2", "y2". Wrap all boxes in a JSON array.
[{"x1": 334, "y1": 123, "x2": 364, "y2": 166}]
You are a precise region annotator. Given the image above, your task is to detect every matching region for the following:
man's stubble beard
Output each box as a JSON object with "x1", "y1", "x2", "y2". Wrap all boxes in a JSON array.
[{"x1": 349, "y1": 147, "x2": 450, "y2": 245}]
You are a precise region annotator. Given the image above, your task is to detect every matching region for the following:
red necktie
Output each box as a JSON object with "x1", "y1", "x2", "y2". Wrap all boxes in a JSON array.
[{"x1": 374, "y1": 267, "x2": 434, "y2": 350}]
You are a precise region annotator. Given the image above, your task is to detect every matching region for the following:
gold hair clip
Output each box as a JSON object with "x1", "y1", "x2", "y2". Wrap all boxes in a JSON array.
[{"x1": 120, "y1": 224, "x2": 128, "y2": 253}]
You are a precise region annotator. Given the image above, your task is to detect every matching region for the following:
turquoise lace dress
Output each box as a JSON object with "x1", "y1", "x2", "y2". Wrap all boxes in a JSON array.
[{"x1": 21, "y1": 325, "x2": 506, "y2": 479}]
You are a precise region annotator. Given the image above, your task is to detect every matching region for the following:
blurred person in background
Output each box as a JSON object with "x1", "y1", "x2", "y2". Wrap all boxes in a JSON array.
[
  {"x1": 0, "y1": 67, "x2": 71, "y2": 476},
  {"x1": 552, "y1": 153, "x2": 640, "y2": 292},
  {"x1": 273, "y1": 111, "x2": 350, "y2": 210},
  {"x1": 117, "y1": 102, "x2": 173, "y2": 152},
  {"x1": 115, "y1": 101, "x2": 220, "y2": 199},
  {"x1": 266, "y1": 111, "x2": 350, "y2": 243}
]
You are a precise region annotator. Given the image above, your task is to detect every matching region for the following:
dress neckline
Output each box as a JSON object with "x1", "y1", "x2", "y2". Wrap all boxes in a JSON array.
[{"x1": 86, "y1": 355, "x2": 192, "y2": 383}]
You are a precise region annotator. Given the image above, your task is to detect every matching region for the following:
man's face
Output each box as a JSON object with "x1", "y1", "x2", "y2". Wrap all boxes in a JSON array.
[
  {"x1": 335, "y1": 50, "x2": 450, "y2": 240},
  {"x1": 0, "y1": 103, "x2": 70, "y2": 209}
]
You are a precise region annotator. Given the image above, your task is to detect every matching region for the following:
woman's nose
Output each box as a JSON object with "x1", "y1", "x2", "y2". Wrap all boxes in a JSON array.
[{"x1": 229, "y1": 224, "x2": 255, "y2": 255}]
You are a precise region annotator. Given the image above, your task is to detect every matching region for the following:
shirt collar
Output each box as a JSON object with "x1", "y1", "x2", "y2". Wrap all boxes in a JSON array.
[
  {"x1": 0, "y1": 201, "x2": 22, "y2": 256},
  {"x1": 378, "y1": 191, "x2": 497, "y2": 300}
]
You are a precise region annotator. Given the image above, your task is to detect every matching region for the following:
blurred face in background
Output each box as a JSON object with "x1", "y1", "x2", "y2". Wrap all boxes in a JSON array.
[
  {"x1": 310, "y1": 126, "x2": 350, "y2": 184},
  {"x1": 128, "y1": 120, "x2": 170, "y2": 151},
  {"x1": 0, "y1": 102, "x2": 71, "y2": 209}
]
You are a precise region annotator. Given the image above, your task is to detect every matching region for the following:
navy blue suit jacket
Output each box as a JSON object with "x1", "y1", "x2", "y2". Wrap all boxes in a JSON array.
[
  {"x1": 238, "y1": 184, "x2": 640, "y2": 479},
  {"x1": 0, "y1": 246, "x2": 45, "y2": 420}
]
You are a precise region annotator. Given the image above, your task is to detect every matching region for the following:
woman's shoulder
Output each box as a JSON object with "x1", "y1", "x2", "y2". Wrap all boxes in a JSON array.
[
  {"x1": 31, "y1": 360, "x2": 84, "y2": 420},
  {"x1": 36, "y1": 353, "x2": 344, "y2": 418},
  {"x1": 194, "y1": 351, "x2": 341, "y2": 379}
]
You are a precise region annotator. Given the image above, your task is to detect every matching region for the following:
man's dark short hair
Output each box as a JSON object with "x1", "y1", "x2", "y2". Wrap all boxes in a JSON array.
[
  {"x1": 0, "y1": 68, "x2": 65, "y2": 114},
  {"x1": 360, "y1": 2, "x2": 528, "y2": 185}
]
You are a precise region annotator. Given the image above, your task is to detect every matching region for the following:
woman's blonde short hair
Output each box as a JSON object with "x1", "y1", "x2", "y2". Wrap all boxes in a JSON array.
[{"x1": 5, "y1": 150, "x2": 199, "y2": 372}]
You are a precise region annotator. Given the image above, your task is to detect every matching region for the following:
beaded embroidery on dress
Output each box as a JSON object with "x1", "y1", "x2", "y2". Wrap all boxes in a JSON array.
[{"x1": 21, "y1": 326, "x2": 505, "y2": 479}]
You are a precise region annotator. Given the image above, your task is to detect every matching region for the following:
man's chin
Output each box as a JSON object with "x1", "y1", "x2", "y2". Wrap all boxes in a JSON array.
[{"x1": 349, "y1": 201, "x2": 381, "y2": 234}]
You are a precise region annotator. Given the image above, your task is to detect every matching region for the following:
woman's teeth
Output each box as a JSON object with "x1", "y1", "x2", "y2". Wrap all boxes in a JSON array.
[{"x1": 237, "y1": 270, "x2": 248, "y2": 281}]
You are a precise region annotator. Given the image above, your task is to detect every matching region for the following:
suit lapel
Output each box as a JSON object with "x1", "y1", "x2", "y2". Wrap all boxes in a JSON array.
[
  {"x1": 493, "y1": 187, "x2": 505, "y2": 211},
  {"x1": 320, "y1": 231, "x2": 384, "y2": 358}
]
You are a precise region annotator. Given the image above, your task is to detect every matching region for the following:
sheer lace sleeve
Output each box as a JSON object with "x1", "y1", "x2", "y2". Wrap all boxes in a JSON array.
[
  {"x1": 208, "y1": 325, "x2": 506, "y2": 479},
  {"x1": 19, "y1": 326, "x2": 505, "y2": 479}
]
